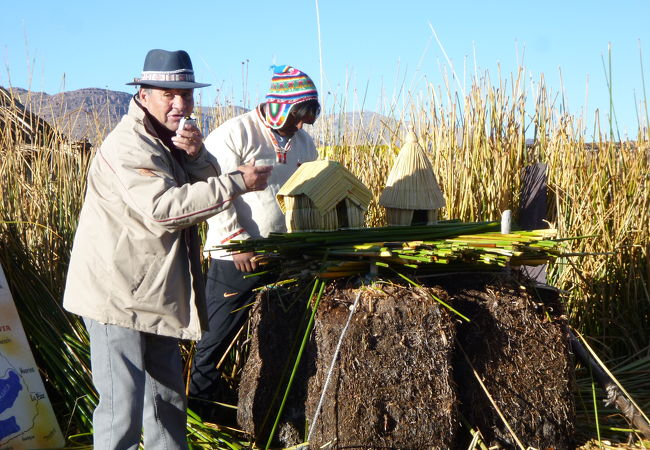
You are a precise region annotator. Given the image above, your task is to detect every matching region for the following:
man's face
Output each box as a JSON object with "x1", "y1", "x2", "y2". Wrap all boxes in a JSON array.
[
  {"x1": 139, "y1": 87, "x2": 194, "y2": 132},
  {"x1": 277, "y1": 109, "x2": 317, "y2": 137}
]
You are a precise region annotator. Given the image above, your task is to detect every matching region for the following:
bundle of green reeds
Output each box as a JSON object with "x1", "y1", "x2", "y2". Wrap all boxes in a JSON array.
[{"x1": 219, "y1": 221, "x2": 565, "y2": 281}]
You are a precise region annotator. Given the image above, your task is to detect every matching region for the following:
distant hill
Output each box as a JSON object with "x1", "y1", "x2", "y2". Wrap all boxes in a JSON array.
[
  {"x1": 9, "y1": 87, "x2": 132, "y2": 144},
  {"x1": 7, "y1": 87, "x2": 252, "y2": 144},
  {"x1": 4, "y1": 87, "x2": 399, "y2": 146}
]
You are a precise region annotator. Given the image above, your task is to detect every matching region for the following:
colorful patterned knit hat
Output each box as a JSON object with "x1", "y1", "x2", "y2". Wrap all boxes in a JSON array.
[{"x1": 264, "y1": 65, "x2": 318, "y2": 129}]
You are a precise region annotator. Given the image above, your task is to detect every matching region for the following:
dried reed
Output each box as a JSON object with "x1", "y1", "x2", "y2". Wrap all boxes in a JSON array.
[{"x1": 1, "y1": 61, "x2": 648, "y2": 446}]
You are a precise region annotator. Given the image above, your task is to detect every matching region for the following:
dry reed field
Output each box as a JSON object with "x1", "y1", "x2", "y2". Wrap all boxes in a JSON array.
[{"x1": 0, "y1": 69, "x2": 648, "y2": 448}]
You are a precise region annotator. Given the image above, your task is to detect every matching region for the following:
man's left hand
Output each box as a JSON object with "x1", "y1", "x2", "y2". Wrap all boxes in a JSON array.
[
  {"x1": 172, "y1": 123, "x2": 203, "y2": 157},
  {"x1": 233, "y1": 251, "x2": 258, "y2": 273}
]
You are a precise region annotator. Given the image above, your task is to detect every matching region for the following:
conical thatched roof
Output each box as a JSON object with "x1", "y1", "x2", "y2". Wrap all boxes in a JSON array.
[
  {"x1": 277, "y1": 160, "x2": 372, "y2": 215},
  {"x1": 379, "y1": 129, "x2": 445, "y2": 210}
]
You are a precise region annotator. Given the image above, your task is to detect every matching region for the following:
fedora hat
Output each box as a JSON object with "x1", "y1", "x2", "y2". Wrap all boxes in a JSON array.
[{"x1": 127, "y1": 49, "x2": 210, "y2": 89}]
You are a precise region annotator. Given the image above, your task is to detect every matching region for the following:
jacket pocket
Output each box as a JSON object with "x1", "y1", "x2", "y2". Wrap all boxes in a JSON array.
[{"x1": 132, "y1": 256, "x2": 164, "y2": 300}]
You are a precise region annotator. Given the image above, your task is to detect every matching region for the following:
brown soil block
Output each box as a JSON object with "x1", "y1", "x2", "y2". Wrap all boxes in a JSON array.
[
  {"x1": 237, "y1": 281, "x2": 316, "y2": 445},
  {"x1": 238, "y1": 280, "x2": 458, "y2": 448},
  {"x1": 237, "y1": 272, "x2": 576, "y2": 449},
  {"x1": 446, "y1": 273, "x2": 576, "y2": 449},
  {"x1": 306, "y1": 281, "x2": 458, "y2": 448}
]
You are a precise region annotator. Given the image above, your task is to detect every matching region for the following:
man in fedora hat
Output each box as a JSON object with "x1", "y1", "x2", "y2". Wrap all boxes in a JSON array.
[
  {"x1": 63, "y1": 49, "x2": 272, "y2": 449},
  {"x1": 188, "y1": 65, "x2": 320, "y2": 420}
]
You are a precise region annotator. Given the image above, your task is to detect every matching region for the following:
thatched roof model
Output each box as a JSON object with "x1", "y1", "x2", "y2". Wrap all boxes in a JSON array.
[
  {"x1": 379, "y1": 129, "x2": 445, "y2": 210},
  {"x1": 277, "y1": 160, "x2": 372, "y2": 215}
]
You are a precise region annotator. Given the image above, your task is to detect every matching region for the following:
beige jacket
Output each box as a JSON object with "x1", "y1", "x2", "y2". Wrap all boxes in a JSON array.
[{"x1": 63, "y1": 98, "x2": 247, "y2": 340}]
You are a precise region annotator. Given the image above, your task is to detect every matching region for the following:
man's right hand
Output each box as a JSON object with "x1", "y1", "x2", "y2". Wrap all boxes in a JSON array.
[{"x1": 237, "y1": 158, "x2": 272, "y2": 191}]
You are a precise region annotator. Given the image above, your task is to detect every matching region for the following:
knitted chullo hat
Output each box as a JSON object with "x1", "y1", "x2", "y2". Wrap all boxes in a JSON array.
[{"x1": 264, "y1": 65, "x2": 318, "y2": 129}]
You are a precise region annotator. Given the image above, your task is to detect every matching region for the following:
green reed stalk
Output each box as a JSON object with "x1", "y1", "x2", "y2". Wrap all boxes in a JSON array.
[{"x1": 590, "y1": 365, "x2": 603, "y2": 448}]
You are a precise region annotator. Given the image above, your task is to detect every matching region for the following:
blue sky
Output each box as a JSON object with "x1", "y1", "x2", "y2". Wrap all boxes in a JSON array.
[{"x1": 1, "y1": 0, "x2": 648, "y2": 139}]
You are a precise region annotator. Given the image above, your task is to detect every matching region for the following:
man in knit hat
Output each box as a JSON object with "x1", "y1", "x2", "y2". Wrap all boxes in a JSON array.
[{"x1": 189, "y1": 65, "x2": 320, "y2": 419}]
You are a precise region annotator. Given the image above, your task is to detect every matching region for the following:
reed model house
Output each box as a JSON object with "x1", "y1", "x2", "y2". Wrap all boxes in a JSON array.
[
  {"x1": 379, "y1": 129, "x2": 446, "y2": 226},
  {"x1": 277, "y1": 160, "x2": 372, "y2": 232}
]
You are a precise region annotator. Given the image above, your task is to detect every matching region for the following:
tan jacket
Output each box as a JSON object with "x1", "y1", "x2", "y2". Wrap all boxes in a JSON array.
[{"x1": 63, "y1": 98, "x2": 247, "y2": 340}]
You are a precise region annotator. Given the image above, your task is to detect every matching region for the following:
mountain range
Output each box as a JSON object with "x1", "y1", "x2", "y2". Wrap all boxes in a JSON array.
[{"x1": 5, "y1": 87, "x2": 400, "y2": 146}]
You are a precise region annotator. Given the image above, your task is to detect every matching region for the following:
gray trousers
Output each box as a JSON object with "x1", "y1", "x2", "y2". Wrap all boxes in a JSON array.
[{"x1": 84, "y1": 318, "x2": 188, "y2": 450}]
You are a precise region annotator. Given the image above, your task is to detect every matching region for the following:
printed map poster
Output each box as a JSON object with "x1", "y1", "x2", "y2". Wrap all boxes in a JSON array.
[{"x1": 0, "y1": 266, "x2": 65, "y2": 449}]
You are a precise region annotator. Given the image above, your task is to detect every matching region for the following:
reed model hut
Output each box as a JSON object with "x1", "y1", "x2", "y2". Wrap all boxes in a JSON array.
[
  {"x1": 379, "y1": 129, "x2": 446, "y2": 225},
  {"x1": 277, "y1": 160, "x2": 372, "y2": 232}
]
